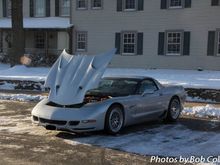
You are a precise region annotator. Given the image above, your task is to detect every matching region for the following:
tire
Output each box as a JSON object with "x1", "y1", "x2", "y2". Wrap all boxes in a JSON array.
[
  {"x1": 165, "y1": 97, "x2": 181, "y2": 122},
  {"x1": 105, "y1": 105, "x2": 124, "y2": 135}
]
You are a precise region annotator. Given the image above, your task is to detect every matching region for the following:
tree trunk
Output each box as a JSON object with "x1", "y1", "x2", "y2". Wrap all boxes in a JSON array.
[{"x1": 10, "y1": 0, "x2": 24, "y2": 67}]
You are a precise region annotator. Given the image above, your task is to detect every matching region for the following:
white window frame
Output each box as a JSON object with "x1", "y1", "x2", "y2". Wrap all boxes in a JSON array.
[
  {"x1": 124, "y1": 0, "x2": 137, "y2": 11},
  {"x1": 60, "y1": 0, "x2": 70, "y2": 16},
  {"x1": 77, "y1": 0, "x2": 87, "y2": 10},
  {"x1": 122, "y1": 32, "x2": 137, "y2": 55},
  {"x1": 217, "y1": 31, "x2": 220, "y2": 56},
  {"x1": 166, "y1": 31, "x2": 182, "y2": 56},
  {"x1": 168, "y1": 0, "x2": 183, "y2": 9},
  {"x1": 76, "y1": 32, "x2": 87, "y2": 52},
  {"x1": 91, "y1": 0, "x2": 102, "y2": 9},
  {"x1": 34, "y1": 0, "x2": 46, "y2": 17}
]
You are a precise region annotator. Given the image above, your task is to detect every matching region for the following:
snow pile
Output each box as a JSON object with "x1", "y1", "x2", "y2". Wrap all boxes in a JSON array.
[
  {"x1": 0, "y1": 65, "x2": 49, "y2": 81},
  {"x1": 0, "y1": 93, "x2": 46, "y2": 102},
  {"x1": 183, "y1": 105, "x2": 220, "y2": 119}
]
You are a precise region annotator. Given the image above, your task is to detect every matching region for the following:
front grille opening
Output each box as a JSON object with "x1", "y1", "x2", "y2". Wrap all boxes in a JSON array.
[
  {"x1": 33, "y1": 116, "x2": 39, "y2": 121},
  {"x1": 46, "y1": 102, "x2": 85, "y2": 108},
  {"x1": 39, "y1": 118, "x2": 67, "y2": 125},
  {"x1": 69, "y1": 121, "x2": 80, "y2": 126}
]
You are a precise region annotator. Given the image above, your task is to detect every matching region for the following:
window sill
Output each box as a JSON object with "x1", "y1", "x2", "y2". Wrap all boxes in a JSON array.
[
  {"x1": 91, "y1": 7, "x2": 102, "y2": 10},
  {"x1": 76, "y1": 49, "x2": 86, "y2": 52},
  {"x1": 59, "y1": 15, "x2": 70, "y2": 17},
  {"x1": 123, "y1": 9, "x2": 137, "y2": 12},
  {"x1": 121, "y1": 53, "x2": 137, "y2": 56},
  {"x1": 168, "y1": 6, "x2": 183, "y2": 9},
  {"x1": 76, "y1": 8, "x2": 87, "y2": 10},
  {"x1": 165, "y1": 53, "x2": 181, "y2": 56}
]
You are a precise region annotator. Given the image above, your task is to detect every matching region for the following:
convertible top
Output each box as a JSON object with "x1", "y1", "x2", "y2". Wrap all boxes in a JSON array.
[{"x1": 45, "y1": 49, "x2": 116, "y2": 105}]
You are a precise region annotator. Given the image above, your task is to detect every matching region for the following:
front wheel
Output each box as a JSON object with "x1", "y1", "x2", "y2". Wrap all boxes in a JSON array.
[
  {"x1": 105, "y1": 105, "x2": 124, "y2": 135},
  {"x1": 165, "y1": 98, "x2": 181, "y2": 122}
]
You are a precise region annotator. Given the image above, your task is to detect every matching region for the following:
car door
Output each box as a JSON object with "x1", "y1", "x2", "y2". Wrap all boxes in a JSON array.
[{"x1": 135, "y1": 79, "x2": 165, "y2": 121}]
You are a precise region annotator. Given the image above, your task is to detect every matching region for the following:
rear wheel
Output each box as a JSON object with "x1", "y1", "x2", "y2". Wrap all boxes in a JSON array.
[
  {"x1": 105, "y1": 105, "x2": 124, "y2": 135},
  {"x1": 165, "y1": 98, "x2": 181, "y2": 122}
]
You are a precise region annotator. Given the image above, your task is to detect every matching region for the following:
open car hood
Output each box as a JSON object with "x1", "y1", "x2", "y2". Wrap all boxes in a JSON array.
[{"x1": 45, "y1": 49, "x2": 116, "y2": 105}]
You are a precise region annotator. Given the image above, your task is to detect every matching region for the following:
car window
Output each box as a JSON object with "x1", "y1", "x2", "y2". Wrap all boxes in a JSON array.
[
  {"x1": 138, "y1": 79, "x2": 158, "y2": 94},
  {"x1": 88, "y1": 78, "x2": 139, "y2": 96}
]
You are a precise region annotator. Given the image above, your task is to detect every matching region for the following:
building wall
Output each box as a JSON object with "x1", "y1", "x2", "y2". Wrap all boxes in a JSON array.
[
  {"x1": 71, "y1": 0, "x2": 220, "y2": 70},
  {"x1": 58, "y1": 31, "x2": 69, "y2": 50}
]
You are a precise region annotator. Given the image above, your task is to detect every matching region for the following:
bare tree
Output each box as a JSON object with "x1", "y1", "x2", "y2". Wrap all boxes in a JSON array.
[{"x1": 10, "y1": 0, "x2": 25, "y2": 66}]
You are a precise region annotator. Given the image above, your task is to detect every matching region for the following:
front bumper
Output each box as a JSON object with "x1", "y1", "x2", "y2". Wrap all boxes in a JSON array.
[
  {"x1": 31, "y1": 98, "x2": 108, "y2": 133},
  {"x1": 32, "y1": 115, "x2": 97, "y2": 132}
]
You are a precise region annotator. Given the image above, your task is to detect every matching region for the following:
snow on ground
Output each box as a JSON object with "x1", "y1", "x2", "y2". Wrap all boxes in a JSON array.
[
  {"x1": 64, "y1": 124, "x2": 220, "y2": 158},
  {"x1": 0, "y1": 93, "x2": 46, "y2": 102},
  {"x1": 182, "y1": 105, "x2": 220, "y2": 119},
  {"x1": 0, "y1": 92, "x2": 220, "y2": 119},
  {"x1": 104, "y1": 68, "x2": 220, "y2": 89},
  {"x1": 0, "y1": 64, "x2": 220, "y2": 89},
  {"x1": 0, "y1": 63, "x2": 10, "y2": 70},
  {"x1": 186, "y1": 96, "x2": 216, "y2": 103},
  {"x1": 0, "y1": 65, "x2": 49, "y2": 81}
]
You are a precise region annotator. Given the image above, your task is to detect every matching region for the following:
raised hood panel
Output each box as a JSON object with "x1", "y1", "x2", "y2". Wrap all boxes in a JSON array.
[{"x1": 45, "y1": 49, "x2": 116, "y2": 105}]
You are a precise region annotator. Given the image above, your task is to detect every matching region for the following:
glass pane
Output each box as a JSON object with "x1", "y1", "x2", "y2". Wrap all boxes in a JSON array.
[
  {"x1": 125, "y1": 0, "x2": 136, "y2": 9},
  {"x1": 78, "y1": 0, "x2": 86, "y2": 8},
  {"x1": 35, "y1": 0, "x2": 46, "y2": 17},
  {"x1": 93, "y1": 0, "x2": 101, "y2": 8},
  {"x1": 60, "y1": 0, "x2": 70, "y2": 16},
  {"x1": 170, "y1": 0, "x2": 182, "y2": 7}
]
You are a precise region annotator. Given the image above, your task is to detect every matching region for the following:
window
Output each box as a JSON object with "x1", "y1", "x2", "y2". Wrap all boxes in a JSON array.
[
  {"x1": 60, "y1": 0, "x2": 70, "y2": 16},
  {"x1": 218, "y1": 32, "x2": 220, "y2": 56},
  {"x1": 34, "y1": 0, "x2": 46, "y2": 17},
  {"x1": 124, "y1": 0, "x2": 136, "y2": 10},
  {"x1": 35, "y1": 32, "x2": 45, "y2": 49},
  {"x1": 91, "y1": 0, "x2": 102, "y2": 9},
  {"x1": 77, "y1": 0, "x2": 87, "y2": 9},
  {"x1": 138, "y1": 79, "x2": 158, "y2": 94},
  {"x1": 76, "y1": 32, "x2": 87, "y2": 51},
  {"x1": 169, "y1": 0, "x2": 182, "y2": 8},
  {"x1": 122, "y1": 32, "x2": 136, "y2": 55},
  {"x1": 166, "y1": 32, "x2": 182, "y2": 55},
  {"x1": 6, "y1": 0, "x2": 11, "y2": 17}
]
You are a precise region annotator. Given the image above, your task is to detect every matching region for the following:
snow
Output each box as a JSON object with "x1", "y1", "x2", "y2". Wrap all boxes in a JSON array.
[
  {"x1": 183, "y1": 105, "x2": 220, "y2": 119},
  {"x1": 0, "y1": 65, "x2": 49, "y2": 81},
  {"x1": 64, "y1": 124, "x2": 220, "y2": 158},
  {"x1": 0, "y1": 17, "x2": 73, "y2": 29},
  {"x1": 0, "y1": 93, "x2": 46, "y2": 102},
  {"x1": 186, "y1": 96, "x2": 216, "y2": 103},
  {"x1": 0, "y1": 63, "x2": 10, "y2": 70},
  {"x1": 0, "y1": 65, "x2": 219, "y2": 89},
  {"x1": 0, "y1": 91, "x2": 220, "y2": 119},
  {"x1": 104, "y1": 68, "x2": 220, "y2": 89}
]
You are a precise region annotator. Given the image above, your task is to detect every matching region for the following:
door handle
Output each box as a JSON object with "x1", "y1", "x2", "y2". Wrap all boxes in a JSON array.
[{"x1": 159, "y1": 93, "x2": 163, "y2": 96}]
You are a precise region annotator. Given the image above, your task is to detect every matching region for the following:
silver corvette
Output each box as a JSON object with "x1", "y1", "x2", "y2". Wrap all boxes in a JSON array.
[{"x1": 32, "y1": 76, "x2": 186, "y2": 134}]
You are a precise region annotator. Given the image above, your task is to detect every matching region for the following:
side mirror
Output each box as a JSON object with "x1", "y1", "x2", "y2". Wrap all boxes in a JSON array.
[{"x1": 142, "y1": 89, "x2": 155, "y2": 96}]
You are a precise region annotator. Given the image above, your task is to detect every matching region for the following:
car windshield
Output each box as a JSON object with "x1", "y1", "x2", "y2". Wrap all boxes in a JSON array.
[{"x1": 87, "y1": 78, "x2": 140, "y2": 96}]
